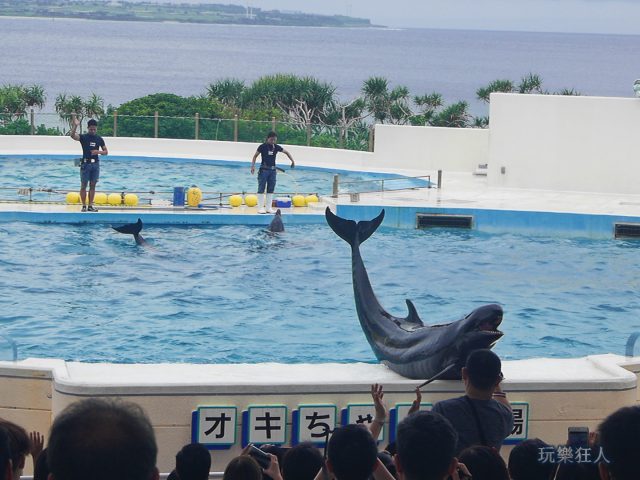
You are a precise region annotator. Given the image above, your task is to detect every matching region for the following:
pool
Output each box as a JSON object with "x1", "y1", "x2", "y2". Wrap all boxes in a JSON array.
[
  {"x1": 0, "y1": 155, "x2": 429, "y2": 204},
  {"x1": 0, "y1": 221, "x2": 638, "y2": 363}
]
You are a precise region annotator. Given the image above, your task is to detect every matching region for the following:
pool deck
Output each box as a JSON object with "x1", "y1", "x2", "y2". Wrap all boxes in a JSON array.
[{"x1": 2, "y1": 171, "x2": 639, "y2": 232}]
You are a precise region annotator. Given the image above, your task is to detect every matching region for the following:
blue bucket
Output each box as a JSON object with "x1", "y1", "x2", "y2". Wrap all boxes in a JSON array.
[{"x1": 173, "y1": 187, "x2": 185, "y2": 207}]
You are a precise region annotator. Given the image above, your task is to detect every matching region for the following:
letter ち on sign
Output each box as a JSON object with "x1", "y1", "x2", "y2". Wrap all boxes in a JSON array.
[
  {"x1": 295, "y1": 405, "x2": 337, "y2": 444},
  {"x1": 196, "y1": 406, "x2": 237, "y2": 447}
]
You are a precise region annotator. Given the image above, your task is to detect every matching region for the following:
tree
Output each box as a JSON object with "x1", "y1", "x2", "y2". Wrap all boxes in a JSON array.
[
  {"x1": 476, "y1": 79, "x2": 514, "y2": 103},
  {"x1": 206, "y1": 78, "x2": 246, "y2": 111},
  {"x1": 412, "y1": 93, "x2": 443, "y2": 125},
  {"x1": 361, "y1": 77, "x2": 413, "y2": 125},
  {"x1": 517, "y1": 73, "x2": 543, "y2": 94},
  {"x1": 22, "y1": 84, "x2": 46, "y2": 110},
  {"x1": 432, "y1": 101, "x2": 471, "y2": 128}
]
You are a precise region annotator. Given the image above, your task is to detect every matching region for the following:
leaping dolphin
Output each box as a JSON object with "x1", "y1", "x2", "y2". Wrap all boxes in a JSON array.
[
  {"x1": 112, "y1": 218, "x2": 147, "y2": 246},
  {"x1": 268, "y1": 209, "x2": 284, "y2": 233},
  {"x1": 325, "y1": 207, "x2": 504, "y2": 380}
]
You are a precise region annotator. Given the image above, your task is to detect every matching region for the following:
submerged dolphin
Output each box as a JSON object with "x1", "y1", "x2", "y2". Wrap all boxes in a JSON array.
[
  {"x1": 112, "y1": 218, "x2": 147, "y2": 246},
  {"x1": 268, "y1": 209, "x2": 284, "y2": 233},
  {"x1": 325, "y1": 207, "x2": 504, "y2": 380}
]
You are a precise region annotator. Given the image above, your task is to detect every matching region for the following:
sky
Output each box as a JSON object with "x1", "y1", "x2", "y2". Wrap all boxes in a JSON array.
[{"x1": 163, "y1": 0, "x2": 640, "y2": 34}]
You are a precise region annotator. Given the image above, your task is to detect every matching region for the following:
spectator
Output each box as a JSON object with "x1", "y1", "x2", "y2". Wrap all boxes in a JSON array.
[
  {"x1": 0, "y1": 427, "x2": 11, "y2": 480},
  {"x1": 327, "y1": 424, "x2": 378, "y2": 480},
  {"x1": 282, "y1": 443, "x2": 323, "y2": 480},
  {"x1": 597, "y1": 405, "x2": 640, "y2": 480},
  {"x1": 224, "y1": 455, "x2": 263, "y2": 480},
  {"x1": 394, "y1": 411, "x2": 461, "y2": 480},
  {"x1": 458, "y1": 445, "x2": 509, "y2": 480},
  {"x1": 47, "y1": 398, "x2": 159, "y2": 480},
  {"x1": 432, "y1": 349, "x2": 513, "y2": 453},
  {"x1": 508, "y1": 438, "x2": 555, "y2": 480},
  {"x1": 175, "y1": 443, "x2": 211, "y2": 480},
  {"x1": 0, "y1": 419, "x2": 29, "y2": 480}
]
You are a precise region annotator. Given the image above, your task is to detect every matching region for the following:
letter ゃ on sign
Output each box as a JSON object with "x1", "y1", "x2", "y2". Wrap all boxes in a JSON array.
[
  {"x1": 388, "y1": 402, "x2": 433, "y2": 443},
  {"x1": 292, "y1": 405, "x2": 337, "y2": 446},
  {"x1": 341, "y1": 404, "x2": 384, "y2": 442},
  {"x1": 242, "y1": 406, "x2": 288, "y2": 446},
  {"x1": 505, "y1": 402, "x2": 529, "y2": 444},
  {"x1": 194, "y1": 406, "x2": 237, "y2": 449}
]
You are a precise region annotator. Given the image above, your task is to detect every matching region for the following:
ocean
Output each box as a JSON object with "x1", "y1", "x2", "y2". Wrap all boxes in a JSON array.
[{"x1": 0, "y1": 16, "x2": 638, "y2": 116}]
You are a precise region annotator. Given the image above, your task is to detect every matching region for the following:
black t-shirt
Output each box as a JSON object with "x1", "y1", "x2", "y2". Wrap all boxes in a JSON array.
[
  {"x1": 256, "y1": 143, "x2": 283, "y2": 168},
  {"x1": 80, "y1": 134, "x2": 106, "y2": 160}
]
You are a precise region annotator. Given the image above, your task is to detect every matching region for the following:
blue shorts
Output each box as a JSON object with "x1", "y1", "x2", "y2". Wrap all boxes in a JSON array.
[
  {"x1": 258, "y1": 168, "x2": 276, "y2": 194},
  {"x1": 80, "y1": 162, "x2": 100, "y2": 184}
]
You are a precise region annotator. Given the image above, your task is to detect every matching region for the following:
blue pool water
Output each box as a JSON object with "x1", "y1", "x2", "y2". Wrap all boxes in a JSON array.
[
  {"x1": 0, "y1": 156, "x2": 426, "y2": 203},
  {"x1": 0, "y1": 221, "x2": 638, "y2": 364}
]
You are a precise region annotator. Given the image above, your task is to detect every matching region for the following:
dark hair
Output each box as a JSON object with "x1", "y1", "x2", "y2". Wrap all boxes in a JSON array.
[
  {"x1": 282, "y1": 442, "x2": 323, "y2": 480},
  {"x1": 465, "y1": 349, "x2": 502, "y2": 390},
  {"x1": 33, "y1": 448, "x2": 49, "y2": 480},
  {"x1": 47, "y1": 398, "x2": 157, "y2": 480},
  {"x1": 87, "y1": 119, "x2": 98, "y2": 127},
  {"x1": 377, "y1": 451, "x2": 397, "y2": 479},
  {"x1": 176, "y1": 443, "x2": 211, "y2": 480},
  {"x1": 508, "y1": 438, "x2": 555, "y2": 480},
  {"x1": 223, "y1": 455, "x2": 262, "y2": 480},
  {"x1": 328, "y1": 424, "x2": 378, "y2": 480},
  {"x1": 598, "y1": 405, "x2": 640, "y2": 480},
  {"x1": 266, "y1": 131, "x2": 277, "y2": 139},
  {"x1": 396, "y1": 411, "x2": 457, "y2": 480},
  {"x1": 458, "y1": 445, "x2": 509, "y2": 480},
  {"x1": 0, "y1": 419, "x2": 29, "y2": 472},
  {"x1": 0, "y1": 427, "x2": 10, "y2": 480}
]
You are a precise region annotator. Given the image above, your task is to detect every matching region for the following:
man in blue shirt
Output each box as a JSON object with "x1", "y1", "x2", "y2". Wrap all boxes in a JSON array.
[
  {"x1": 70, "y1": 117, "x2": 108, "y2": 212},
  {"x1": 250, "y1": 132, "x2": 295, "y2": 214}
]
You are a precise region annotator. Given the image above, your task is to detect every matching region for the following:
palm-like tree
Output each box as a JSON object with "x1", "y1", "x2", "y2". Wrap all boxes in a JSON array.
[
  {"x1": 22, "y1": 84, "x2": 46, "y2": 110},
  {"x1": 84, "y1": 93, "x2": 105, "y2": 120},
  {"x1": 476, "y1": 79, "x2": 514, "y2": 103},
  {"x1": 518, "y1": 73, "x2": 543, "y2": 94},
  {"x1": 207, "y1": 78, "x2": 245, "y2": 111}
]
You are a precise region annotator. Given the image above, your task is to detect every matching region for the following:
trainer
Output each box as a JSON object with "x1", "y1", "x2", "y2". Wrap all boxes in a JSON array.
[
  {"x1": 70, "y1": 117, "x2": 108, "y2": 212},
  {"x1": 250, "y1": 131, "x2": 294, "y2": 214}
]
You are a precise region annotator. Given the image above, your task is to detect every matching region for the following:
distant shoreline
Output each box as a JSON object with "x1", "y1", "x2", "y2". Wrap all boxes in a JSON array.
[{"x1": 0, "y1": 0, "x2": 381, "y2": 29}]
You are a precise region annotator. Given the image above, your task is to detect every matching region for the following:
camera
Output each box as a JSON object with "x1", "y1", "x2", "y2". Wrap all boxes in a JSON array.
[
  {"x1": 247, "y1": 444, "x2": 272, "y2": 469},
  {"x1": 567, "y1": 426, "x2": 589, "y2": 448}
]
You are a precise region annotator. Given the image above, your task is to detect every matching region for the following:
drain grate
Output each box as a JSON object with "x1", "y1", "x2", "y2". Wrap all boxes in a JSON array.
[
  {"x1": 417, "y1": 214, "x2": 473, "y2": 229},
  {"x1": 615, "y1": 223, "x2": 640, "y2": 239}
]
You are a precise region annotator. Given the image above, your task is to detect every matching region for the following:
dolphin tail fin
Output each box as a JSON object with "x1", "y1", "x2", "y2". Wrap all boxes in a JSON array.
[
  {"x1": 112, "y1": 218, "x2": 143, "y2": 236},
  {"x1": 325, "y1": 207, "x2": 385, "y2": 246}
]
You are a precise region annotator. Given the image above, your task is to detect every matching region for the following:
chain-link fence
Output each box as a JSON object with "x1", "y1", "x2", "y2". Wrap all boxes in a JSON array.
[{"x1": 0, "y1": 111, "x2": 373, "y2": 151}]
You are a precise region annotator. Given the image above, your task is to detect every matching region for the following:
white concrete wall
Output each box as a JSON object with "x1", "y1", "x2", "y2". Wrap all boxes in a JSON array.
[
  {"x1": 373, "y1": 124, "x2": 489, "y2": 173},
  {"x1": 488, "y1": 93, "x2": 640, "y2": 194}
]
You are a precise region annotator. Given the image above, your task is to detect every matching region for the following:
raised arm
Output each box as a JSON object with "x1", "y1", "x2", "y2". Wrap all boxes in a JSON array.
[
  {"x1": 369, "y1": 383, "x2": 387, "y2": 440},
  {"x1": 70, "y1": 116, "x2": 80, "y2": 141},
  {"x1": 492, "y1": 373, "x2": 511, "y2": 410}
]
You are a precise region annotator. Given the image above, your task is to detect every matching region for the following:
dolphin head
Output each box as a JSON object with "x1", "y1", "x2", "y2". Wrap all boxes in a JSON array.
[{"x1": 453, "y1": 303, "x2": 504, "y2": 362}]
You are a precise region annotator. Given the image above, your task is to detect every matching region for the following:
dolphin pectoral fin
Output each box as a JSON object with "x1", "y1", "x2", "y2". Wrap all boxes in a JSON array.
[{"x1": 325, "y1": 207, "x2": 385, "y2": 246}]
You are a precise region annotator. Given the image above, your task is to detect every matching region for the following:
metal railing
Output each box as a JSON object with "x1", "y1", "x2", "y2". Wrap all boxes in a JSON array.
[
  {"x1": 0, "y1": 111, "x2": 374, "y2": 152},
  {"x1": 331, "y1": 173, "x2": 435, "y2": 199}
]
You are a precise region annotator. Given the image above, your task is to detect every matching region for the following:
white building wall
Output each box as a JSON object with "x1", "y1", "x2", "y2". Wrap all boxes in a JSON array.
[{"x1": 488, "y1": 93, "x2": 640, "y2": 194}]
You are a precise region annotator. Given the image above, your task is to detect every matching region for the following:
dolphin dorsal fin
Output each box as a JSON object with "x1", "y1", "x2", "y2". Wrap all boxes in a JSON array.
[{"x1": 403, "y1": 299, "x2": 424, "y2": 326}]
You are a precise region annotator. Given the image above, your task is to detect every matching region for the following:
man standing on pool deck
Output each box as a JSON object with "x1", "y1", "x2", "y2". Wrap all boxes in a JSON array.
[
  {"x1": 250, "y1": 131, "x2": 295, "y2": 214},
  {"x1": 70, "y1": 116, "x2": 108, "y2": 212}
]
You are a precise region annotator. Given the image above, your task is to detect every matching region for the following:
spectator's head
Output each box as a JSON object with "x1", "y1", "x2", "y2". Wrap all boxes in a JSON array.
[
  {"x1": 47, "y1": 398, "x2": 158, "y2": 480},
  {"x1": 0, "y1": 419, "x2": 29, "y2": 480},
  {"x1": 327, "y1": 424, "x2": 378, "y2": 480},
  {"x1": 463, "y1": 349, "x2": 502, "y2": 391},
  {"x1": 33, "y1": 448, "x2": 49, "y2": 480},
  {"x1": 508, "y1": 438, "x2": 555, "y2": 480},
  {"x1": 598, "y1": 405, "x2": 640, "y2": 480},
  {"x1": 395, "y1": 411, "x2": 458, "y2": 480},
  {"x1": 0, "y1": 427, "x2": 11, "y2": 480},
  {"x1": 282, "y1": 442, "x2": 323, "y2": 480},
  {"x1": 458, "y1": 445, "x2": 509, "y2": 480},
  {"x1": 175, "y1": 443, "x2": 211, "y2": 480},
  {"x1": 223, "y1": 455, "x2": 262, "y2": 480}
]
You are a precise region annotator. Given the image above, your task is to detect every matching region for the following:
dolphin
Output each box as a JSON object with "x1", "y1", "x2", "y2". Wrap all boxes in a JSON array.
[
  {"x1": 112, "y1": 218, "x2": 147, "y2": 246},
  {"x1": 268, "y1": 209, "x2": 284, "y2": 233},
  {"x1": 325, "y1": 207, "x2": 504, "y2": 380}
]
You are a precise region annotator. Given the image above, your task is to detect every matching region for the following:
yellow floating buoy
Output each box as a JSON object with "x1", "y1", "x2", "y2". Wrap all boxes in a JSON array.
[
  {"x1": 292, "y1": 195, "x2": 306, "y2": 207},
  {"x1": 244, "y1": 194, "x2": 258, "y2": 207},
  {"x1": 66, "y1": 192, "x2": 81, "y2": 204},
  {"x1": 124, "y1": 193, "x2": 139, "y2": 206},
  {"x1": 94, "y1": 192, "x2": 107, "y2": 205},
  {"x1": 305, "y1": 194, "x2": 319, "y2": 205},
  {"x1": 229, "y1": 194, "x2": 243, "y2": 207},
  {"x1": 187, "y1": 186, "x2": 202, "y2": 207},
  {"x1": 108, "y1": 193, "x2": 122, "y2": 205}
]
